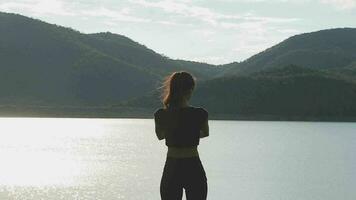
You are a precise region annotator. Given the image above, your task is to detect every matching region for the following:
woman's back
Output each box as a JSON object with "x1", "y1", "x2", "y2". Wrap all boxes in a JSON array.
[{"x1": 154, "y1": 106, "x2": 208, "y2": 147}]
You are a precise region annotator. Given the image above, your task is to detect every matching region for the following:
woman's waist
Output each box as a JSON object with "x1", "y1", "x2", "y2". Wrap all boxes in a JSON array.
[{"x1": 167, "y1": 146, "x2": 199, "y2": 158}]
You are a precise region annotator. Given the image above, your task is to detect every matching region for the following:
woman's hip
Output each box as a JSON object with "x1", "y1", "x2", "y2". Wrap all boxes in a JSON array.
[{"x1": 162, "y1": 156, "x2": 207, "y2": 181}]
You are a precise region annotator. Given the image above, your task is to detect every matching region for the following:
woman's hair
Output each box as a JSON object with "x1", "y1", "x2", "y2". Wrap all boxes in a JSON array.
[{"x1": 161, "y1": 71, "x2": 195, "y2": 108}]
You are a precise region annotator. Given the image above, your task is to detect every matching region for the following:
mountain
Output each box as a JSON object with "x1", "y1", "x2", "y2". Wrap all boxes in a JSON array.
[
  {"x1": 325, "y1": 61, "x2": 356, "y2": 82},
  {"x1": 84, "y1": 32, "x2": 221, "y2": 79},
  {"x1": 120, "y1": 28, "x2": 356, "y2": 120},
  {"x1": 123, "y1": 65, "x2": 356, "y2": 121},
  {"x1": 1, "y1": 12, "x2": 356, "y2": 121},
  {"x1": 223, "y1": 28, "x2": 356, "y2": 75},
  {"x1": 0, "y1": 12, "x2": 219, "y2": 107},
  {"x1": 194, "y1": 66, "x2": 356, "y2": 119}
]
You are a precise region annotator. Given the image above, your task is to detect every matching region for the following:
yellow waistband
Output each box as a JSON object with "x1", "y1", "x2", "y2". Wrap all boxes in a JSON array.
[{"x1": 167, "y1": 146, "x2": 199, "y2": 158}]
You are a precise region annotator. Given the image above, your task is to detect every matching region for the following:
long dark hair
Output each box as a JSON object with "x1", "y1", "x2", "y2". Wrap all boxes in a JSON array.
[{"x1": 161, "y1": 71, "x2": 195, "y2": 108}]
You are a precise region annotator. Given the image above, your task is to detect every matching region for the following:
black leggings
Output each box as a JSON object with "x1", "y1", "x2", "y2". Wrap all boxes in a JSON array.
[{"x1": 160, "y1": 156, "x2": 208, "y2": 200}]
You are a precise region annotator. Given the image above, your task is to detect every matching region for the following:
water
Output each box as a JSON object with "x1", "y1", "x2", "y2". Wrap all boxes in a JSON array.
[{"x1": 0, "y1": 118, "x2": 355, "y2": 200}]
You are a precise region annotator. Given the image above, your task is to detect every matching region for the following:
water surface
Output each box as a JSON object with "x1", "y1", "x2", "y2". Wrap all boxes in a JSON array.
[{"x1": 0, "y1": 118, "x2": 355, "y2": 200}]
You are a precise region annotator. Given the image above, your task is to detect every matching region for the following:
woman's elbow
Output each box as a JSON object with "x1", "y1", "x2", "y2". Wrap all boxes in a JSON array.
[
  {"x1": 157, "y1": 135, "x2": 165, "y2": 140},
  {"x1": 156, "y1": 130, "x2": 165, "y2": 140},
  {"x1": 200, "y1": 130, "x2": 209, "y2": 138}
]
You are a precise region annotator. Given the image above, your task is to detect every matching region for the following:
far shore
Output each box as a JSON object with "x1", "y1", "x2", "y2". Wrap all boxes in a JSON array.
[{"x1": 1, "y1": 105, "x2": 356, "y2": 122}]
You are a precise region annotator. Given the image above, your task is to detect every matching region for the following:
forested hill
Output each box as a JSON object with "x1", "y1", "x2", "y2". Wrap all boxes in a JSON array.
[
  {"x1": 119, "y1": 28, "x2": 356, "y2": 121},
  {"x1": 193, "y1": 66, "x2": 356, "y2": 120},
  {"x1": 1, "y1": 12, "x2": 356, "y2": 121},
  {"x1": 123, "y1": 65, "x2": 356, "y2": 121},
  {"x1": 0, "y1": 12, "x2": 220, "y2": 107},
  {"x1": 222, "y1": 28, "x2": 356, "y2": 76}
]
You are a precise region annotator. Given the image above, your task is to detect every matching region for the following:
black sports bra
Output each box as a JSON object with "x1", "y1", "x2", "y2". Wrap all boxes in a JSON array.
[{"x1": 154, "y1": 106, "x2": 208, "y2": 147}]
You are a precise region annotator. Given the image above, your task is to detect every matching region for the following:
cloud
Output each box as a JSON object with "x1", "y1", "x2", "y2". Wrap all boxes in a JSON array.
[
  {"x1": 0, "y1": 0, "x2": 75, "y2": 16},
  {"x1": 190, "y1": 56, "x2": 230, "y2": 64},
  {"x1": 129, "y1": 0, "x2": 299, "y2": 29},
  {"x1": 129, "y1": 0, "x2": 221, "y2": 25},
  {"x1": 0, "y1": 0, "x2": 300, "y2": 28},
  {"x1": 79, "y1": 7, "x2": 151, "y2": 23},
  {"x1": 0, "y1": 0, "x2": 314, "y2": 64},
  {"x1": 0, "y1": 0, "x2": 191, "y2": 26},
  {"x1": 217, "y1": 0, "x2": 356, "y2": 9},
  {"x1": 320, "y1": 0, "x2": 356, "y2": 9}
]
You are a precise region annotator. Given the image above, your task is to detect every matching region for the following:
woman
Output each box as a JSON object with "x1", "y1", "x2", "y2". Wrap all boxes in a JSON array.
[{"x1": 154, "y1": 71, "x2": 209, "y2": 200}]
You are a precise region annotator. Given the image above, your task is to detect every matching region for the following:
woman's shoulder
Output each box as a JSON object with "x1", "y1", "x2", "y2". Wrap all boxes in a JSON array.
[
  {"x1": 154, "y1": 106, "x2": 208, "y2": 115},
  {"x1": 153, "y1": 108, "x2": 165, "y2": 117},
  {"x1": 190, "y1": 106, "x2": 208, "y2": 117},
  {"x1": 190, "y1": 106, "x2": 207, "y2": 111}
]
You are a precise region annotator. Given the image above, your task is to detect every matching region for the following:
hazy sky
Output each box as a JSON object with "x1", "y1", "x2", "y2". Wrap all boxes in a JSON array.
[{"x1": 1, "y1": 0, "x2": 356, "y2": 64}]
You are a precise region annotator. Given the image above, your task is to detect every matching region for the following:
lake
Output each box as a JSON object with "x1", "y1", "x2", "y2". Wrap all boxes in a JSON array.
[{"x1": 0, "y1": 118, "x2": 355, "y2": 200}]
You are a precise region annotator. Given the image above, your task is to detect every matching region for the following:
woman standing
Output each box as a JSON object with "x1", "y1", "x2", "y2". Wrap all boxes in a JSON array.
[{"x1": 154, "y1": 71, "x2": 209, "y2": 200}]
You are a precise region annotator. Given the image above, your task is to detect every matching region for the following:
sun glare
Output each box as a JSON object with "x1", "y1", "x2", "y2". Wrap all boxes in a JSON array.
[{"x1": 0, "y1": 117, "x2": 105, "y2": 186}]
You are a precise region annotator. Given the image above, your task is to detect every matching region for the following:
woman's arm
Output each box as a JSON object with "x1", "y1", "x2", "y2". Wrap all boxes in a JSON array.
[
  {"x1": 154, "y1": 110, "x2": 165, "y2": 140},
  {"x1": 199, "y1": 108, "x2": 209, "y2": 138},
  {"x1": 200, "y1": 119, "x2": 209, "y2": 138}
]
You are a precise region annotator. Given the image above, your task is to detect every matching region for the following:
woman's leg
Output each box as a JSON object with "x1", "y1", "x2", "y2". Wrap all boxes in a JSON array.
[
  {"x1": 185, "y1": 180, "x2": 207, "y2": 200},
  {"x1": 184, "y1": 158, "x2": 208, "y2": 200},
  {"x1": 160, "y1": 158, "x2": 184, "y2": 200}
]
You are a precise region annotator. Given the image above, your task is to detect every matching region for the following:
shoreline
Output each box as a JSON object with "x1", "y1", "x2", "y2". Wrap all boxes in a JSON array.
[{"x1": 1, "y1": 105, "x2": 356, "y2": 122}]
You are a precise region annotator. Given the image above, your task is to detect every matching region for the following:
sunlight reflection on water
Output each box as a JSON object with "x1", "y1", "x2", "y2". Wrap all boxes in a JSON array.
[
  {"x1": 0, "y1": 118, "x2": 104, "y2": 187},
  {"x1": 0, "y1": 118, "x2": 166, "y2": 200},
  {"x1": 0, "y1": 118, "x2": 355, "y2": 200}
]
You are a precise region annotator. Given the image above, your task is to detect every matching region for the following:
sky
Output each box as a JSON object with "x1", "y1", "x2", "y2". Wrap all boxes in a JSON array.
[{"x1": 1, "y1": 0, "x2": 356, "y2": 65}]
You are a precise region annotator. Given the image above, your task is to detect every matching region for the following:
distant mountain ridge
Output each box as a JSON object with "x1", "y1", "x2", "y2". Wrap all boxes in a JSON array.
[
  {"x1": 223, "y1": 28, "x2": 356, "y2": 75},
  {"x1": 123, "y1": 65, "x2": 356, "y2": 120},
  {"x1": 0, "y1": 12, "x2": 220, "y2": 107},
  {"x1": 84, "y1": 32, "x2": 220, "y2": 78},
  {"x1": 120, "y1": 28, "x2": 356, "y2": 120},
  {"x1": 1, "y1": 12, "x2": 356, "y2": 120},
  {"x1": 194, "y1": 66, "x2": 356, "y2": 119}
]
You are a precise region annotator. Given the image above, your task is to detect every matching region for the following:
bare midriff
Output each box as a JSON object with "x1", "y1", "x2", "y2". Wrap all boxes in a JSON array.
[{"x1": 167, "y1": 146, "x2": 199, "y2": 158}]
